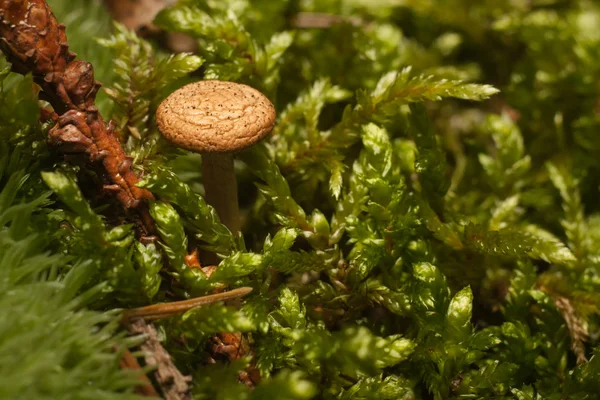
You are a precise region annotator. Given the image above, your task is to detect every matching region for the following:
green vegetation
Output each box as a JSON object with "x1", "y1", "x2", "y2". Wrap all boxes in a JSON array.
[{"x1": 2, "y1": 0, "x2": 600, "y2": 398}]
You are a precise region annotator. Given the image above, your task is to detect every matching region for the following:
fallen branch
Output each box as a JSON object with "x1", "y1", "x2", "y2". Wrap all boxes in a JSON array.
[
  {"x1": 121, "y1": 287, "x2": 256, "y2": 396},
  {"x1": 0, "y1": 0, "x2": 155, "y2": 236},
  {"x1": 128, "y1": 319, "x2": 192, "y2": 400}
]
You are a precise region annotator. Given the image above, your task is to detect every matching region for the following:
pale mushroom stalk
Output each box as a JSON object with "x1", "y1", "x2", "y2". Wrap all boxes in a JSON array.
[{"x1": 157, "y1": 80, "x2": 276, "y2": 243}]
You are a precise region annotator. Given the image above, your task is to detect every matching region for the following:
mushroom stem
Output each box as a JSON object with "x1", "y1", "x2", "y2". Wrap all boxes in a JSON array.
[{"x1": 201, "y1": 153, "x2": 241, "y2": 234}]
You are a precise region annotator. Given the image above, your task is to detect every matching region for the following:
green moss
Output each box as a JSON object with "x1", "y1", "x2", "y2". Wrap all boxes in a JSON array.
[{"x1": 2, "y1": 0, "x2": 600, "y2": 398}]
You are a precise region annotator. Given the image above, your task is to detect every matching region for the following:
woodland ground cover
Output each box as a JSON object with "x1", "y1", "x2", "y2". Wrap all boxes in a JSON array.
[{"x1": 1, "y1": 0, "x2": 600, "y2": 399}]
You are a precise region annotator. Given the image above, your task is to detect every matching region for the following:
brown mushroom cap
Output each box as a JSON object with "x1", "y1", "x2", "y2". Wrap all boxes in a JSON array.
[{"x1": 156, "y1": 80, "x2": 276, "y2": 153}]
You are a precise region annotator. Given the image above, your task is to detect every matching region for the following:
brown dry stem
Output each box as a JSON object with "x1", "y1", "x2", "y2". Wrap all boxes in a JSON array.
[
  {"x1": 122, "y1": 286, "x2": 253, "y2": 321},
  {"x1": 128, "y1": 319, "x2": 192, "y2": 400},
  {"x1": 0, "y1": 0, "x2": 155, "y2": 236},
  {"x1": 553, "y1": 295, "x2": 589, "y2": 365},
  {"x1": 119, "y1": 348, "x2": 160, "y2": 397}
]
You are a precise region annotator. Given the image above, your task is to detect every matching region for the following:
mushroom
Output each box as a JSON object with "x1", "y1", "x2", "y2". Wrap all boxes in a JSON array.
[{"x1": 156, "y1": 80, "x2": 276, "y2": 235}]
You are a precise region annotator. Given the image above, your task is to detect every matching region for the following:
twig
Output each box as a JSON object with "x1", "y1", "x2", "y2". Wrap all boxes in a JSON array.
[
  {"x1": 0, "y1": 0, "x2": 155, "y2": 236},
  {"x1": 119, "y1": 348, "x2": 160, "y2": 397},
  {"x1": 553, "y1": 295, "x2": 589, "y2": 364},
  {"x1": 122, "y1": 287, "x2": 253, "y2": 321},
  {"x1": 122, "y1": 287, "x2": 256, "y2": 393},
  {"x1": 128, "y1": 319, "x2": 192, "y2": 400},
  {"x1": 125, "y1": 287, "x2": 261, "y2": 387}
]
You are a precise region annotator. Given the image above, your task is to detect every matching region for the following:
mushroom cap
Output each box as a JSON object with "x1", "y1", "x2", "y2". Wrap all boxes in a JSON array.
[{"x1": 156, "y1": 80, "x2": 276, "y2": 153}]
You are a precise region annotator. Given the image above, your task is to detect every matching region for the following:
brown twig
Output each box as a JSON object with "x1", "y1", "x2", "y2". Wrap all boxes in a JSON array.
[
  {"x1": 122, "y1": 287, "x2": 257, "y2": 393},
  {"x1": 119, "y1": 348, "x2": 160, "y2": 397},
  {"x1": 553, "y1": 295, "x2": 589, "y2": 364},
  {"x1": 122, "y1": 287, "x2": 253, "y2": 321},
  {"x1": 128, "y1": 319, "x2": 192, "y2": 400},
  {"x1": 0, "y1": 0, "x2": 155, "y2": 236},
  {"x1": 124, "y1": 287, "x2": 261, "y2": 387}
]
